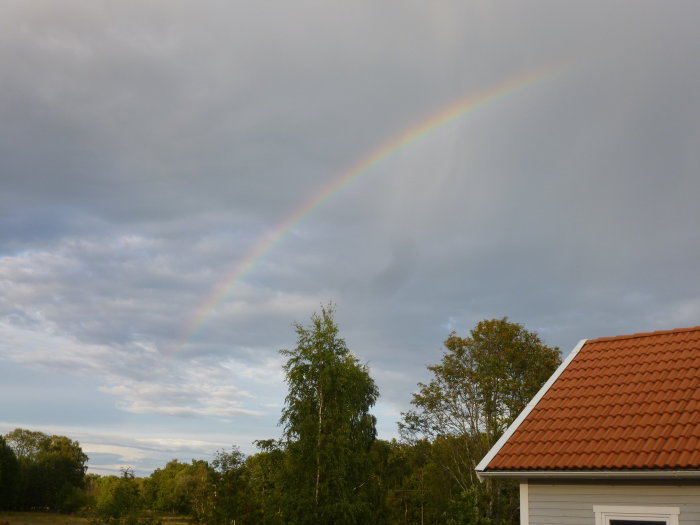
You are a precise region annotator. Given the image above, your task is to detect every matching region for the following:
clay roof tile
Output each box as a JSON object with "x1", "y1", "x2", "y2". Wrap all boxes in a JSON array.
[{"x1": 482, "y1": 326, "x2": 700, "y2": 472}]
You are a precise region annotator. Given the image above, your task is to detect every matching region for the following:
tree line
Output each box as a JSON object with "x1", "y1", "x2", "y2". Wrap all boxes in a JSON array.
[{"x1": 0, "y1": 307, "x2": 560, "y2": 524}]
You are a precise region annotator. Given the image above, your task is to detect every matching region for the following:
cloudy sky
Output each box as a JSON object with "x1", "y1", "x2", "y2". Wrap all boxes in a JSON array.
[{"x1": 1, "y1": 0, "x2": 699, "y2": 475}]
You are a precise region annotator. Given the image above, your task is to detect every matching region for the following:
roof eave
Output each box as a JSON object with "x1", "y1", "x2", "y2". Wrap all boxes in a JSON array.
[{"x1": 476, "y1": 469, "x2": 700, "y2": 480}]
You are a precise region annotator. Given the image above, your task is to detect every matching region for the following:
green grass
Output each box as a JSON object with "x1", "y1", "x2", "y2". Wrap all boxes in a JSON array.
[
  {"x1": 0, "y1": 512, "x2": 88, "y2": 525},
  {"x1": 0, "y1": 512, "x2": 191, "y2": 525}
]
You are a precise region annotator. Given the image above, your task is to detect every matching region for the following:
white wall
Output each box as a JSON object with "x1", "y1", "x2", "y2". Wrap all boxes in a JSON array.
[{"x1": 527, "y1": 483, "x2": 700, "y2": 525}]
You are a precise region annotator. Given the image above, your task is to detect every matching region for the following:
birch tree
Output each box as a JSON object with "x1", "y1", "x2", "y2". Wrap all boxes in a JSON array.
[{"x1": 279, "y1": 305, "x2": 379, "y2": 525}]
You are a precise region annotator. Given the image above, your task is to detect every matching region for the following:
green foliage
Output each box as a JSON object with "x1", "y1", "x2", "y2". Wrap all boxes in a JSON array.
[
  {"x1": 5, "y1": 428, "x2": 88, "y2": 512},
  {"x1": 143, "y1": 459, "x2": 209, "y2": 516},
  {"x1": 188, "y1": 448, "x2": 245, "y2": 525},
  {"x1": 93, "y1": 469, "x2": 142, "y2": 520},
  {"x1": 0, "y1": 316, "x2": 559, "y2": 524},
  {"x1": 0, "y1": 436, "x2": 20, "y2": 509},
  {"x1": 5, "y1": 428, "x2": 47, "y2": 459},
  {"x1": 381, "y1": 438, "x2": 467, "y2": 525},
  {"x1": 57, "y1": 481, "x2": 89, "y2": 513},
  {"x1": 86, "y1": 469, "x2": 168, "y2": 525},
  {"x1": 279, "y1": 304, "x2": 379, "y2": 525},
  {"x1": 239, "y1": 440, "x2": 286, "y2": 524},
  {"x1": 401, "y1": 318, "x2": 560, "y2": 524}
]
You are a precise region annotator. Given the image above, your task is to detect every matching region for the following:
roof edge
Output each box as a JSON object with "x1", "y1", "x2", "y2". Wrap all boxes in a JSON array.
[
  {"x1": 475, "y1": 338, "x2": 587, "y2": 478},
  {"x1": 477, "y1": 470, "x2": 700, "y2": 480},
  {"x1": 588, "y1": 325, "x2": 700, "y2": 343}
]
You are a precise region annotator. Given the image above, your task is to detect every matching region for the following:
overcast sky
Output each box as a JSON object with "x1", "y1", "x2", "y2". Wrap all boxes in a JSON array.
[{"x1": 2, "y1": 0, "x2": 699, "y2": 475}]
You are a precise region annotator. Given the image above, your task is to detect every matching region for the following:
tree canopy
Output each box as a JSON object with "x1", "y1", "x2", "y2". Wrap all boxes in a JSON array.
[
  {"x1": 401, "y1": 318, "x2": 561, "y2": 523},
  {"x1": 0, "y1": 436, "x2": 20, "y2": 509},
  {"x1": 279, "y1": 304, "x2": 379, "y2": 525},
  {"x1": 5, "y1": 428, "x2": 88, "y2": 512},
  {"x1": 0, "y1": 315, "x2": 562, "y2": 525}
]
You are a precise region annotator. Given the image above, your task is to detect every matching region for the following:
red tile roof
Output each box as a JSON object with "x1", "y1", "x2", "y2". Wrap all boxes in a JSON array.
[{"x1": 483, "y1": 326, "x2": 700, "y2": 471}]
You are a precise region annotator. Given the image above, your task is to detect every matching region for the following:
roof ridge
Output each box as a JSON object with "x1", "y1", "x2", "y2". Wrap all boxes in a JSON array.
[{"x1": 588, "y1": 325, "x2": 700, "y2": 343}]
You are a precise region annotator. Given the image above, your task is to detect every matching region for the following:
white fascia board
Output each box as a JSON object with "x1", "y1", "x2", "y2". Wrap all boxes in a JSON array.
[
  {"x1": 475, "y1": 338, "x2": 588, "y2": 477},
  {"x1": 478, "y1": 470, "x2": 700, "y2": 480}
]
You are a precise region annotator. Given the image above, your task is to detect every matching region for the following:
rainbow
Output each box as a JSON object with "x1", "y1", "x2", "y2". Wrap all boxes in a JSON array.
[{"x1": 179, "y1": 67, "x2": 560, "y2": 343}]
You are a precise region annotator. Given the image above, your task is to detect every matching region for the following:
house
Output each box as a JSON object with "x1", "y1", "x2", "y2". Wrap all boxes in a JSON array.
[{"x1": 475, "y1": 326, "x2": 700, "y2": 525}]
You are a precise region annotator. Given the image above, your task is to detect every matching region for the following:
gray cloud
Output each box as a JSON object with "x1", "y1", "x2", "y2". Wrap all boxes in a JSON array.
[{"x1": 1, "y1": 0, "x2": 700, "y2": 473}]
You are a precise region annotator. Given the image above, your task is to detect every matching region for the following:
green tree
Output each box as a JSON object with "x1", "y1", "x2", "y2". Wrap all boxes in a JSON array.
[
  {"x1": 93, "y1": 468, "x2": 144, "y2": 523},
  {"x1": 144, "y1": 459, "x2": 196, "y2": 515},
  {"x1": 0, "y1": 436, "x2": 20, "y2": 509},
  {"x1": 401, "y1": 318, "x2": 560, "y2": 524},
  {"x1": 5, "y1": 428, "x2": 88, "y2": 511},
  {"x1": 279, "y1": 305, "x2": 379, "y2": 525},
  {"x1": 239, "y1": 440, "x2": 286, "y2": 524},
  {"x1": 381, "y1": 438, "x2": 464, "y2": 525},
  {"x1": 5, "y1": 428, "x2": 46, "y2": 459},
  {"x1": 188, "y1": 448, "x2": 246, "y2": 525}
]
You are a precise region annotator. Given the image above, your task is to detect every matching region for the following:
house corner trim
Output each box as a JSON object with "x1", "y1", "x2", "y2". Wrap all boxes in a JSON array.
[{"x1": 520, "y1": 481, "x2": 529, "y2": 525}]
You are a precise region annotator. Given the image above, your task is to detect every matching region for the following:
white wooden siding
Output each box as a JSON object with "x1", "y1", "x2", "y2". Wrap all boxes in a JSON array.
[{"x1": 528, "y1": 484, "x2": 700, "y2": 525}]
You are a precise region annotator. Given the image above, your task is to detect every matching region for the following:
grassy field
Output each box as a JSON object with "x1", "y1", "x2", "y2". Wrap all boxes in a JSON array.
[
  {"x1": 0, "y1": 513, "x2": 88, "y2": 525},
  {"x1": 0, "y1": 513, "x2": 191, "y2": 525}
]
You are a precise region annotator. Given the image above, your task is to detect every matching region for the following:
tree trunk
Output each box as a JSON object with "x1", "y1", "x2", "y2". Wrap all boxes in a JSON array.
[{"x1": 315, "y1": 388, "x2": 324, "y2": 507}]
